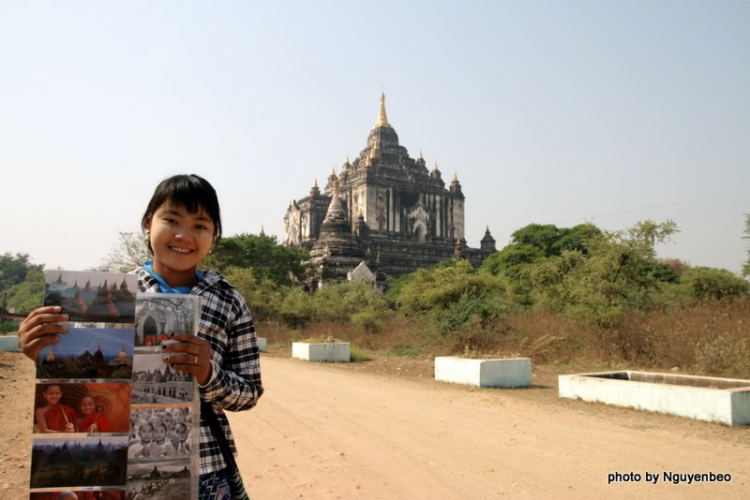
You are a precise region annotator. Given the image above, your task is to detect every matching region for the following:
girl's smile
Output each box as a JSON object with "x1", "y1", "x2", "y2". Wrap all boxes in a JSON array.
[
  {"x1": 146, "y1": 202, "x2": 215, "y2": 287},
  {"x1": 43, "y1": 386, "x2": 62, "y2": 405},
  {"x1": 80, "y1": 397, "x2": 95, "y2": 415}
]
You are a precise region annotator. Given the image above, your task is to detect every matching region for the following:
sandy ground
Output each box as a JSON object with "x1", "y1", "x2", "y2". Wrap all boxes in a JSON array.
[{"x1": 2, "y1": 350, "x2": 749, "y2": 500}]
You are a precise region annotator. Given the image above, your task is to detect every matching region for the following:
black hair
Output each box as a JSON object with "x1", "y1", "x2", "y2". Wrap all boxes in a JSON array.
[{"x1": 141, "y1": 174, "x2": 223, "y2": 253}]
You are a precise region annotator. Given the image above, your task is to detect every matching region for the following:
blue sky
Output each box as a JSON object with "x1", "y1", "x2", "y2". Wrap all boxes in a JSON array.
[{"x1": 1, "y1": 1, "x2": 748, "y2": 274}]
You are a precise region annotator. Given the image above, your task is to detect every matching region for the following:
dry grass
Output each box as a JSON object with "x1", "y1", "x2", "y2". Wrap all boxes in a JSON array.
[{"x1": 256, "y1": 297, "x2": 750, "y2": 379}]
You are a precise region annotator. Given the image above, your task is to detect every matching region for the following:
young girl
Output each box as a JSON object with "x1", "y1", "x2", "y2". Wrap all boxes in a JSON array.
[
  {"x1": 19, "y1": 174, "x2": 264, "y2": 499},
  {"x1": 76, "y1": 395, "x2": 112, "y2": 433},
  {"x1": 149, "y1": 423, "x2": 177, "y2": 457},
  {"x1": 128, "y1": 421, "x2": 154, "y2": 459},
  {"x1": 173, "y1": 422, "x2": 191, "y2": 455},
  {"x1": 36, "y1": 384, "x2": 76, "y2": 433}
]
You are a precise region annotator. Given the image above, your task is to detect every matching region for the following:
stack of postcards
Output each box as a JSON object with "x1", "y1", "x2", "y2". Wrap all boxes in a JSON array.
[{"x1": 29, "y1": 271, "x2": 199, "y2": 500}]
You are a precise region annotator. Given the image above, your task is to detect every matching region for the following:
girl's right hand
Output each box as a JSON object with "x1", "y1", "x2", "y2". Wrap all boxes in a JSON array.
[{"x1": 17, "y1": 306, "x2": 69, "y2": 361}]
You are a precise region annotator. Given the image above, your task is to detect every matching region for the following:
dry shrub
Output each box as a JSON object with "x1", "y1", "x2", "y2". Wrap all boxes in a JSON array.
[
  {"x1": 500, "y1": 310, "x2": 609, "y2": 364},
  {"x1": 260, "y1": 298, "x2": 750, "y2": 378}
]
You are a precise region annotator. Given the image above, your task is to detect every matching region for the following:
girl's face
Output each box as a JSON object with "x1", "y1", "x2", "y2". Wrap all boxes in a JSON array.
[
  {"x1": 80, "y1": 397, "x2": 96, "y2": 415},
  {"x1": 43, "y1": 386, "x2": 62, "y2": 405},
  {"x1": 154, "y1": 425, "x2": 167, "y2": 442},
  {"x1": 139, "y1": 424, "x2": 153, "y2": 442},
  {"x1": 145, "y1": 202, "x2": 215, "y2": 277},
  {"x1": 162, "y1": 413, "x2": 175, "y2": 430},
  {"x1": 175, "y1": 423, "x2": 187, "y2": 440}
]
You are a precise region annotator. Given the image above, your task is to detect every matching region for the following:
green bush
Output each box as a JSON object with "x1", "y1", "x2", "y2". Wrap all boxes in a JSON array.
[
  {"x1": 392, "y1": 260, "x2": 516, "y2": 332},
  {"x1": 351, "y1": 310, "x2": 392, "y2": 333},
  {"x1": 222, "y1": 266, "x2": 283, "y2": 322},
  {"x1": 277, "y1": 287, "x2": 315, "y2": 327},
  {"x1": 0, "y1": 320, "x2": 19, "y2": 334},
  {"x1": 311, "y1": 281, "x2": 390, "y2": 322},
  {"x1": 678, "y1": 267, "x2": 749, "y2": 300},
  {"x1": 4, "y1": 268, "x2": 45, "y2": 314},
  {"x1": 350, "y1": 345, "x2": 373, "y2": 362},
  {"x1": 433, "y1": 295, "x2": 517, "y2": 334}
]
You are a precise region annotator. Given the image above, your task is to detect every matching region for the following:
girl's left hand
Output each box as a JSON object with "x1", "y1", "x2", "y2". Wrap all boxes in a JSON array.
[{"x1": 162, "y1": 334, "x2": 213, "y2": 386}]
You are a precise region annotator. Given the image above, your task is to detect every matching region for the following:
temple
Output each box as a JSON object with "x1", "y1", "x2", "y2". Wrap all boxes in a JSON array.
[{"x1": 283, "y1": 94, "x2": 497, "y2": 287}]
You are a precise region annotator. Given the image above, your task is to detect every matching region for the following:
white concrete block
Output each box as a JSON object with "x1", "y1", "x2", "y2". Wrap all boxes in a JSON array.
[
  {"x1": 256, "y1": 338, "x2": 267, "y2": 353},
  {"x1": 292, "y1": 342, "x2": 350, "y2": 363},
  {"x1": 0, "y1": 335, "x2": 19, "y2": 352},
  {"x1": 434, "y1": 357, "x2": 532, "y2": 388},
  {"x1": 559, "y1": 371, "x2": 750, "y2": 425}
]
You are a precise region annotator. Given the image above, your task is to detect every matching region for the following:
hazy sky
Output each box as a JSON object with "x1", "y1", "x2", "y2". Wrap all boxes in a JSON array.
[{"x1": 1, "y1": 1, "x2": 748, "y2": 274}]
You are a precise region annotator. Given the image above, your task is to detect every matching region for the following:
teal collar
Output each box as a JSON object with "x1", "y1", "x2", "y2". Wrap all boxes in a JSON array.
[{"x1": 143, "y1": 261, "x2": 204, "y2": 294}]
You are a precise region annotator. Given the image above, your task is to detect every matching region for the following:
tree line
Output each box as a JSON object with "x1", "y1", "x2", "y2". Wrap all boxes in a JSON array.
[{"x1": 2, "y1": 215, "x2": 750, "y2": 335}]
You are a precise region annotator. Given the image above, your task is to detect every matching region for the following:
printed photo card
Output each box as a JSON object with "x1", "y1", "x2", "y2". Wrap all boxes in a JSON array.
[
  {"x1": 37, "y1": 327, "x2": 135, "y2": 380},
  {"x1": 128, "y1": 406, "x2": 197, "y2": 460},
  {"x1": 33, "y1": 383, "x2": 132, "y2": 435},
  {"x1": 134, "y1": 294, "x2": 200, "y2": 348},
  {"x1": 30, "y1": 436, "x2": 129, "y2": 489},
  {"x1": 29, "y1": 490, "x2": 125, "y2": 500},
  {"x1": 44, "y1": 271, "x2": 137, "y2": 324},
  {"x1": 126, "y1": 459, "x2": 193, "y2": 500}
]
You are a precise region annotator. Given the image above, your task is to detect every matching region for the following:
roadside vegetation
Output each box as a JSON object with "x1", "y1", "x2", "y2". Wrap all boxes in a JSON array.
[{"x1": 3, "y1": 215, "x2": 750, "y2": 378}]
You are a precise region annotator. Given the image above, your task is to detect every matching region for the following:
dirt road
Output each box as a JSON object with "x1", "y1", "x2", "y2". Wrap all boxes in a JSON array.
[
  {"x1": 231, "y1": 356, "x2": 749, "y2": 500},
  {"x1": 2, "y1": 351, "x2": 749, "y2": 499}
]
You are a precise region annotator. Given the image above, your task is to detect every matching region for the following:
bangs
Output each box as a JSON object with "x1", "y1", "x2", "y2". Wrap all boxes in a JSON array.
[{"x1": 142, "y1": 174, "x2": 223, "y2": 242}]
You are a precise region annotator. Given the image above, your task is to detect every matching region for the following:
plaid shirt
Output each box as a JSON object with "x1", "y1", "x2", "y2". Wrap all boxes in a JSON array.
[{"x1": 135, "y1": 267, "x2": 264, "y2": 475}]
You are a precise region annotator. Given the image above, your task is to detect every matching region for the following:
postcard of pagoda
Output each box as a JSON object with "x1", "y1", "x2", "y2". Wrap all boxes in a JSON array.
[
  {"x1": 30, "y1": 436, "x2": 129, "y2": 489},
  {"x1": 126, "y1": 459, "x2": 193, "y2": 500},
  {"x1": 33, "y1": 382, "x2": 132, "y2": 435},
  {"x1": 134, "y1": 294, "x2": 200, "y2": 348},
  {"x1": 37, "y1": 327, "x2": 135, "y2": 380},
  {"x1": 43, "y1": 271, "x2": 137, "y2": 324},
  {"x1": 29, "y1": 490, "x2": 125, "y2": 500}
]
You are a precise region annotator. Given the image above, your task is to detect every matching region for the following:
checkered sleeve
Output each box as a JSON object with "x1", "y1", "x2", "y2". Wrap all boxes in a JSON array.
[{"x1": 200, "y1": 291, "x2": 264, "y2": 412}]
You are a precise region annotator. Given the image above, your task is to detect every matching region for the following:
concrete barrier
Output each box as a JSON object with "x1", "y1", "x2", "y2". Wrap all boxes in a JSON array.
[
  {"x1": 292, "y1": 342, "x2": 350, "y2": 363},
  {"x1": 0, "y1": 335, "x2": 19, "y2": 352},
  {"x1": 559, "y1": 370, "x2": 750, "y2": 425},
  {"x1": 257, "y1": 338, "x2": 267, "y2": 353},
  {"x1": 435, "y1": 357, "x2": 532, "y2": 388}
]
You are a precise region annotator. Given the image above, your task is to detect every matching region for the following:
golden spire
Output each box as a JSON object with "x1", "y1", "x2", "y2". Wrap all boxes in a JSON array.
[
  {"x1": 433, "y1": 160, "x2": 439, "y2": 172},
  {"x1": 375, "y1": 92, "x2": 390, "y2": 127},
  {"x1": 419, "y1": 149, "x2": 424, "y2": 160},
  {"x1": 452, "y1": 171, "x2": 459, "y2": 182},
  {"x1": 331, "y1": 165, "x2": 337, "y2": 176},
  {"x1": 313, "y1": 177, "x2": 319, "y2": 188}
]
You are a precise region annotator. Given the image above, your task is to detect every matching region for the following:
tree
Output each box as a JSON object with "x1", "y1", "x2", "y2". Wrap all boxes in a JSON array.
[
  {"x1": 743, "y1": 213, "x2": 750, "y2": 277},
  {"x1": 99, "y1": 232, "x2": 150, "y2": 273},
  {"x1": 221, "y1": 266, "x2": 283, "y2": 322},
  {"x1": 480, "y1": 223, "x2": 601, "y2": 279},
  {"x1": 4, "y1": 268, "x2": 45, "y2": 314},
  {"x1": 0, "y1": 252, "x2": 43, "y2": 310},
  {"x1": 394, "y1": 259, "x2": 516, "y2": 332},
  {"x1": 203, "y1": 233, "x2": 310, "y2": 286},
  {"x1": 679, "y1": 267, "x2": 749, "y2": 300},
  {"x1": 524, "y1": 220, "x2": 679, "y2": 326}
]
